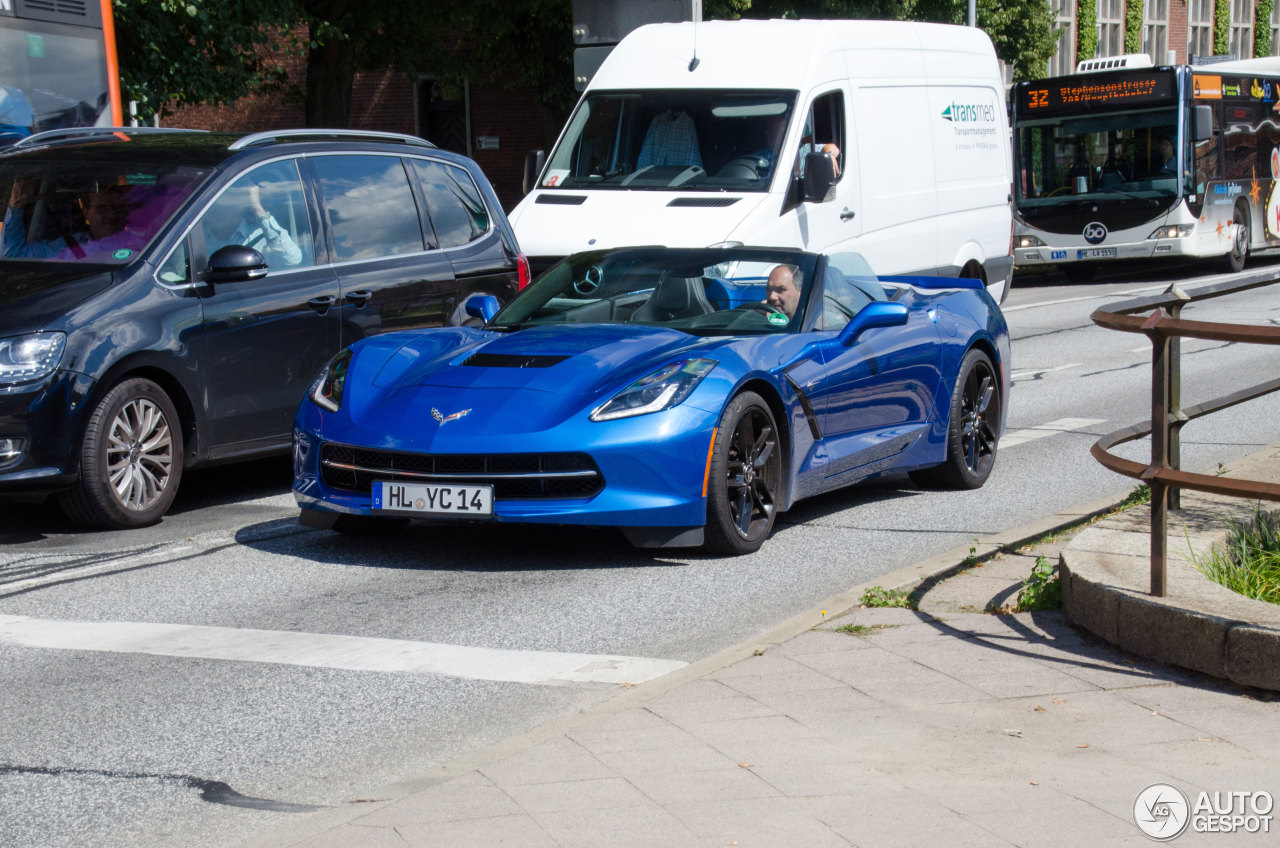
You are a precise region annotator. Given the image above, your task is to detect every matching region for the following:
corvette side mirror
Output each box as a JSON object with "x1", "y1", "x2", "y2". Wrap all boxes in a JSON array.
[
  {"x1": 465, "y1": 294, "x2": 501, "y2": 323},
  {"x1": 836, "y1": 301, "x2": 909, "y2": 346}
]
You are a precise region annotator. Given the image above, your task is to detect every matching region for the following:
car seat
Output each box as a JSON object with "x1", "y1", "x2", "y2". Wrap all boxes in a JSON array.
[{"x1": 630, "y1": 273, "x2": 716, "y2": 322}]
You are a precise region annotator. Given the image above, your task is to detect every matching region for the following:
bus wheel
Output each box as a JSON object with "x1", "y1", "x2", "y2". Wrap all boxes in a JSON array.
[{"x1": 1226, "y1": 206, "x2": 1249, "y2": 273}]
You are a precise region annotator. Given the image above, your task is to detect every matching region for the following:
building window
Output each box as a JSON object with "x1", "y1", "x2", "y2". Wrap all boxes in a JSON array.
[
  {"x1": 1098, "y1": 0, "x2": 1125, "y2": 57},
  {"x1": 1189, "y1": 0, "x2": 1214, "y2": 61},
  {"x1": 416, "y1": 78, "x2": 470, "y2": 157},
  {"x1": 1048, "y1": 0, "x2": 1075, "y2": 75},
  {"x1": 1230, "y1": 0, "x2": 1254, "y2": 59},
  {"x1": 1144, "y1": 0, "x2": 1169, "y2": 63}
]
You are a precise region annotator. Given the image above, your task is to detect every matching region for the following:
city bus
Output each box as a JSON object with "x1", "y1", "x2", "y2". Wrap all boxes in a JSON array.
[
  {"x1": 1, "y1": 0, "x2": 122, "y2": 146},
  {"x1": 1010, "y1": 55, "x2": 1280, "y2": 279}
]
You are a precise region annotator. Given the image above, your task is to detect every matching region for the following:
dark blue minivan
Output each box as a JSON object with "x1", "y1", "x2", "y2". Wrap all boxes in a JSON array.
[{"x1": 0, "y1": 127, "x2": 527, "y2": 528}]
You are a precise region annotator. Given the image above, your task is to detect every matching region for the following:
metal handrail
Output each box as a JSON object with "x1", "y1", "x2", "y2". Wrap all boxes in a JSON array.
[{"x1": 1090, "y1": 266, "x2": 1280, "y2": 595}]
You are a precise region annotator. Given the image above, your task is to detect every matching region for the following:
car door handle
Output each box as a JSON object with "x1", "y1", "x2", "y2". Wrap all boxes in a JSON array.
[
  {"x1": 345, "y1": 289, "x2": 373, "y2": 307},
  {"x1": 307, "y1": 295, "x2": 337, "y2": 313},
  {"x1": 840, "y1": 207, "x2": 856, "y2": 222}
]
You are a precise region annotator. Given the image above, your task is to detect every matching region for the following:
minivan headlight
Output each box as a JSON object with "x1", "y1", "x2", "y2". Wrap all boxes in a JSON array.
[
  {"x1": 0, "y1": 332, "x2": 66, "y2": 384},
  {"x1": 590, "y1": 359, "x2": 717, "y2": 422},
  {"x1": 309, "y1": 349, "x2": 352, "y2": 412}
]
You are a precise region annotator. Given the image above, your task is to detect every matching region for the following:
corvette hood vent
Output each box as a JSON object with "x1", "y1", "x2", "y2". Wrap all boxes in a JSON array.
[{"x1": 463, "y1": 352, "x2": 570, "y2": 368}]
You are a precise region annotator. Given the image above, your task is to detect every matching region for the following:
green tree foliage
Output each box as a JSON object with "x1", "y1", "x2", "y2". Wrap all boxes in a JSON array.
[
  {"x1": 1077, "y1": 0, "x2": 1098, "y2": 63},
  {"x1": 1124, "y1": 0, "x2": 1144, "y2": 55},
  {"x1": 1215, "y1": 0, "x2": 1232, "y2": 56},
  {"x1": 113, "y1": 0, "x2": 296, "y2": 122},
  {"x1": 1257, "y1": 0, "x2": 1274, "y2": 57}
]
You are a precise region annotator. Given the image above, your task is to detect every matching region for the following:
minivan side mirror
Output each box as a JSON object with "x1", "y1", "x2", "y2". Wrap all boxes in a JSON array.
[
  {"x1": 523, "y1": 149, "x2": 547, "y2": 195},
  {"x1": 802, "y1": 152, "x2": 837, "y2": 203},
  {"x1": 1193, "y1": 104, "x2": 1214, "y2": 142},
  {"x1": 836, "y1": 301, "x2": 909, "y2": 346},
  {"x1": 205, "y1": 245, "x2": 268, "y2": 284}
]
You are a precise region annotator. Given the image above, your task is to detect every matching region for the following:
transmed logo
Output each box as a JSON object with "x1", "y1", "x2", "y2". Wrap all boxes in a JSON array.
[
  {"x1": 1133, "y1": 783, "x2": 1273, "y2": 841},
  {"x1": 940, "y1": 101, "x2": 997, "y2": 124}
]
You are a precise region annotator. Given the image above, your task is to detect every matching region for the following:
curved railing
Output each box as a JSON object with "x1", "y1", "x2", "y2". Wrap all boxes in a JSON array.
[{"x1": 1090, "y1": 268, "x2": 1280, "y2": 595}]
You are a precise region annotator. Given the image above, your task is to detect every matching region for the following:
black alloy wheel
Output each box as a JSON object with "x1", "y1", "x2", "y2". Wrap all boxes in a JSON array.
[
  {"x1": 705, "y1": 391, "x2": 783, "y2": 555},
  {"x1": 910, "y1": 348, "x2": 1000, "y2": 490}
]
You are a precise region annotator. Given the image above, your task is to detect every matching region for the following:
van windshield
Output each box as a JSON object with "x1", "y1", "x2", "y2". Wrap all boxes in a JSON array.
[{"x1": 540, "y1": 89, "x2": 797, "y2": 192}]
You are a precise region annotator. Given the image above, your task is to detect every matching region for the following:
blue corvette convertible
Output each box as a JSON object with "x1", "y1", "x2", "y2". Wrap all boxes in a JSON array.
[{"x1": 293, "y1": 246, "x2": 1010, "y2": 554}]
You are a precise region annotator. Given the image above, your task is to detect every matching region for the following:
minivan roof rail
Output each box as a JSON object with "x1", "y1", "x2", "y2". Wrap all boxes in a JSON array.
[
  {"x1": 11, "y1": 126, "x2": 209, "y2": 150},
  {"x1": 228, "y1": 129, "x2": 437, "y2": 151}
]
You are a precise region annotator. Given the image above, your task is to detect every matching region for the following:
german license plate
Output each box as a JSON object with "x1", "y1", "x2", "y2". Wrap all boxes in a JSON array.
[
  {"x1": 1076, "y1": 248, "x2": 1117, "y2": 259},
  {"x1": 373, "y1": 481, "x2": 493, "y2": 516}
]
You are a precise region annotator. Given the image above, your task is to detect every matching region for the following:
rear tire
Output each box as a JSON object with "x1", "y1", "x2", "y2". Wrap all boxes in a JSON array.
[
  {"x1": 332, "y1": 515, "x2": 410, "y2": 536},
  {"x1": 59, "y1": 378, "x2": 183, "y2": 529},
  {"x1": 704, "y1": 391, "x2": 783, "y2": 555},
  {"x1": 910, "y1": 349, "x2": 1000, "y2": 490}
]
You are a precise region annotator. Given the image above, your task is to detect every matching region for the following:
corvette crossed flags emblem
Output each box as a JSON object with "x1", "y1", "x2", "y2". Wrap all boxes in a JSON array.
[{"x1": 431, "y1": 407, "x2": 472, "y2": 426}]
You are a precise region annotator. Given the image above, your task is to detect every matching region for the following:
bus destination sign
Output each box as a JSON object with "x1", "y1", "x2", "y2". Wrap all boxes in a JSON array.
[{"x1": 1017, "y1": 70, "x2": 1176, "y2": 116}]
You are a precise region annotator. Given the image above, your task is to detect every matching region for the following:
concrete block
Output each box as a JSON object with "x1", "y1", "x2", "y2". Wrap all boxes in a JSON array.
[{"x1": 1226, "y1": 623, "x2": 1280, "y2": 690}]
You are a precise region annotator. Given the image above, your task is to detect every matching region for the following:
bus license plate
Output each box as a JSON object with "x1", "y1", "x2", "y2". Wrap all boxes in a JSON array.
[
  {"x1": 374, "y1": 481, "x2": 493, "y2": 516},
  {"x1": 1076, "y1": 248, "x2": 1116, "y2": 259}
]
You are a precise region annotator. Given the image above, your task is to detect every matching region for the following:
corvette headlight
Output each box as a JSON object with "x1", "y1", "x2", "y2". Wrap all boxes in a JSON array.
[
  {"x1": 590, "y1": 358, "x2": 717, "y2": 422},
  {"x1": 0, "y1": 332, "x2": 66, "y2": 384},
  {"x1": 309, "y1": 348, "x2": 352, "y2": 412}
]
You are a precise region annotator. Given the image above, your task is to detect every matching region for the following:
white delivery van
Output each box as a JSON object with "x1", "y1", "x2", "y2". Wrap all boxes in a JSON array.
[{"x1": 509, "y1": 18, "x2": 1014, "y2": 302}]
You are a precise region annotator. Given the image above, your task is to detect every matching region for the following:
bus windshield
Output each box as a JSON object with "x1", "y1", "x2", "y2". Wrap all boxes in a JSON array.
[
  {"x1": 1015, "y1": 106, "x2": 1189, "y2": 210},
  {"x1": 1, "y1": 16, "x2": 115, "y2": 147},
  {"x1": 539, "y1": 89, "x2": 797, "y2": 192}
]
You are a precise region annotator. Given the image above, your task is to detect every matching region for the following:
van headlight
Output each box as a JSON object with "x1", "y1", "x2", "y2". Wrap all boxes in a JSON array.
[
  {"x1": 309, "y1": 349, "x2": 352, "y2": 412},
  {"x1": 0, "y1": 332, "x2": 66, "y2": 384},
  {"x1": 590, "y1": 359, "x2": 717, "y2": 421}
]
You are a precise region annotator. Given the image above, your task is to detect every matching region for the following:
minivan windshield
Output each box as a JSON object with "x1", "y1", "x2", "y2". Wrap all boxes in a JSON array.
[
  {"x1": 1, "y1": 160, "x2": 208, "y2": 263},
  {"x1": 488, "y1": 247, "x2": 819, "y2": 336},
  {"x1": 540, "y1": 89, "x2": 796, "y2": 192}
]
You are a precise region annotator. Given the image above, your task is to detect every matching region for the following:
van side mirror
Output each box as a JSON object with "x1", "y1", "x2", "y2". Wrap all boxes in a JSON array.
[
  {"x1": 802, "y1": 152, "x2": 837, "y2": 203},
  {"x1": 523, "y1": 149, "x2": 546, "y2": 195},
  {"x1": 836, "y1": 301, "x2": 909, "y2": 346},
  {"x1": 205, "y1": 244, "x2": 268, "y2": 284},
  {"x1": 1194, "y1": 105, "x2": 1213, "y2": 142}
]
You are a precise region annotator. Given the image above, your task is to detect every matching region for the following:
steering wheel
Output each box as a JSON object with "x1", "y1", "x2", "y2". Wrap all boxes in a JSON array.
[
  {"x1": 573, "y1": 265, "x2": 603, "y2": 295},
  {"x1": 743, "y1": 302, "x2": 787, "y2": 317}
]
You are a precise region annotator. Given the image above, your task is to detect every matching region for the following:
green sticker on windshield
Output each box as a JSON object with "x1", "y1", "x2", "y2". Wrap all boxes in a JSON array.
[
  {"x1": 113, "y1": 249, "x2": 133, "y2": 260},
  {"x1": 767, "y1": 312, "x2": 789, "y2": 326}
]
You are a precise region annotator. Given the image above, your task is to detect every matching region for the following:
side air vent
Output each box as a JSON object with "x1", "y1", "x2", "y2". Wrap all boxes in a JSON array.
[
  {"x1": 667, "y1": 197, "x2": 740, "y2": 208},
  {"x1": 17, "y1": 0, "x2": 98, "y2": 26},
  {"x1": 536, "y1": 195, "x2": 588, "y2": 205},
  {"x1": 464, "y1": 353, "x2": 570, "y2": 368}
]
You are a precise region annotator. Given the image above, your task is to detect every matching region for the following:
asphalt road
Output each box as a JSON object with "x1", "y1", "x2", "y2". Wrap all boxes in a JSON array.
[{"x1": 2, "y1": 258, "x2": 1280, "y2": 848}]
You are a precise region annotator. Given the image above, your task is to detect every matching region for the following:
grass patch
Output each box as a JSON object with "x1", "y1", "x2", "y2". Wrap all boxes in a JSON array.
[
  {"x1": 837, "y1": 622, "x2": 893, "y2": 635},
  {"x1": 859, "y1": 585, "x2": 915, "y2": 609},
  {"x1": 1193, "y1": 505, "x2": 1280, "y2": 605}
]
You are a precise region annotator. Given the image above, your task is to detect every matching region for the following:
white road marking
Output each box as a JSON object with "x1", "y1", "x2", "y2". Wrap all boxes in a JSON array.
[
  {"x1": 0, "y1": 614, "x2": 687, "y2": 686},
  {"x1": 1001, "y1": 417, "x2": 1106, "y2": 449},
  {"x1": 1002, "y1": 283, "x2": 1169, "y2": 313},
  {"x1": 1011, "y1": 362, "x2": 1081, "y2": 381}
]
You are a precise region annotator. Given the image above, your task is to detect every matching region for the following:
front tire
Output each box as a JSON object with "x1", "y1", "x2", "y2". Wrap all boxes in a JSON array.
[
  {"x1": 910, "y1": 349, "x2": 1000, "y2": 490},
  {"x1": 59, "y1": 378, "x2": 183, "y2": 529},
  {"x1": 1226, "y1": 205, "x2": 1249, "y2": 273},
  {"x1": 704, "y1": 391, "x2": 783, "y2": 555}
]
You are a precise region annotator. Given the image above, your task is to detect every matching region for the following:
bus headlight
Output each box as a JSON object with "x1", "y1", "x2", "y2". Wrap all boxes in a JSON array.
[
  {"x1": 1017, "y1": 235, "x2": 1046, "y2": 249},
  {"x1": 1148, "y1": 224, "x2": 1193, "y2": 240}
]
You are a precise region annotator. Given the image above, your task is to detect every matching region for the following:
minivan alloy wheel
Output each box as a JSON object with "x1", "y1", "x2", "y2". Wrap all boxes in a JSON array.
[{"x1": 106, "y1": 397, "x2": 175, "y2": 510}]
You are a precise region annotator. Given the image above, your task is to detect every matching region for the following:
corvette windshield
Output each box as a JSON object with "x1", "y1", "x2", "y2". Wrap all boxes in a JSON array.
[
  {"x1": 489, "y1": 247, "x2": 820, "y2": 336},
  {"x1": 540, "y1": 90, "x2": 796, "y2": 191}
]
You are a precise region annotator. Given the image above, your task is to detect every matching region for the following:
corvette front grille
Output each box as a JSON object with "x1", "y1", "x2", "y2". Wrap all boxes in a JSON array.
[{"x1": 319, "y1": 443, "x2": 603, "y2": 500}]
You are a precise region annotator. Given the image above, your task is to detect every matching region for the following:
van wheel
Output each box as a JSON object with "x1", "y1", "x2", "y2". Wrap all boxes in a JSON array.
[
  {"x1": 1226, "y1": 205, "x2": 1249, "y2": 273},
  {"x1": 59, "y1": 378, "x2": 183, "y2": 529}
]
